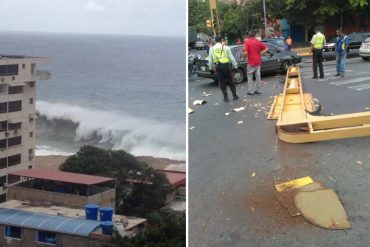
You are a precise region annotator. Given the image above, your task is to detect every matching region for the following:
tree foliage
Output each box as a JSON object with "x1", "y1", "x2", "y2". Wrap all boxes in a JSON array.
[
  {"x1": 59, "y1": 145, "x2": 170, "y2": 217},
  {"x1": 110, "y1": 212, "x2": 185, "y2": 247}
]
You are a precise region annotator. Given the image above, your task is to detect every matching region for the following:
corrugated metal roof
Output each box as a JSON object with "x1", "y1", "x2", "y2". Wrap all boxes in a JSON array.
[
  {"x1": 0, "y1": 208, "x2": 101, "y2": 236},
  {"x1": 8, "y1": 168, "x2": 114, "y2": 185}
]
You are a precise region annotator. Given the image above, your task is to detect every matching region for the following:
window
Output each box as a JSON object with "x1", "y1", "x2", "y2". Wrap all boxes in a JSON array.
[
  {"x1": 8, "y1": 122, "x2": 21, "y2": 131},
  {"x1": 5, "y1": 226, "x2": 22, "y2": 239},
  {"x1": 28, "y1": 149, "x2": 33, "y2": 155},
  {"x1": 7, "y1": 136, "x2": 21, "y2": 147},
  {"x1": 0, "y1": 64, "x2": 19, "y2": 76},
  {"x1": 37, "y1": 231, "x2": 56, "y2": 245},
  {"x1": 0, "y1": 102, "x2": 7, "y2": 114},
  {"x1": 8, "y1": 100, "x2": 22, "y2": 112},
  {"x1": 29, "y1": 98, "x2": 34, "y2": 104},
  {"x1": 8, "y1": 174, "x2": 20, "y2": 184},
  {"x1": 0, "y1": 139, "x2": 6, "y2": 149},
  {"x1": 0, "y1": 175, "x2": 6, "y2": 187},
  {"x1": 29, "y1": 81, "x2": 35, "y2": 87},
  {"x1": 0, "y1": 84, "x2": 7, "y2": 94},
  {"x1": 0, "y1": 157, "x2": 6, "y2": 169},
  {"x1": 8, "y1": 86, "x2": 23, "y2": 94},
  {"x1": 0, "y1": 193, "x2": 6, "y2": 203},
  {"x1": 0, "y1": 121, "x2": 7, "y2": 132},
  {"x1": 29, "y1": 132, "x2": 33, "y2": 138},
  {"x1": 8, "y1": 154, "x2": 21, "y2": 166},
  {"x1": 22, "y1": 64, "x2": 25, "y2": 69}
]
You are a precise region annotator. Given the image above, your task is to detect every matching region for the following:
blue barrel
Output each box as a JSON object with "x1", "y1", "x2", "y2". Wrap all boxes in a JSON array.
[
  {"x1": 99, "y1": 207, "x2": 113, "y2": 222},
  {"x1": 85, "y1": 204, "x2": 99, "y2": 220},
  {"x1": 101, "y1": 221, "x2": 114, "y2": 236}
]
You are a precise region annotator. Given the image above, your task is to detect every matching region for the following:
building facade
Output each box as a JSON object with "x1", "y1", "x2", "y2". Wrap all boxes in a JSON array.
[{"x1": 0, "y1": 56, "x2": 50, "y2": 202}]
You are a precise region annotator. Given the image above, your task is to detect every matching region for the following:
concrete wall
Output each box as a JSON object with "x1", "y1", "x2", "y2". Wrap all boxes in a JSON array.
[
  {"x1": 0, "y1": 225, "x2": 109, "y2": 247},
  {"x1": 7, "y1": 186, "x2": 116, "y2": 209}
]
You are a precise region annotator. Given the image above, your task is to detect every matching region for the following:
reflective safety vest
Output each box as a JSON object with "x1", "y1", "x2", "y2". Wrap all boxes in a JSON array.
[
  {"x1": 313, "y1": 33, "x2": 325, "y2": 49},
  {"x1": 211, "y1": 44, "x2": 230, "y2": 64}
]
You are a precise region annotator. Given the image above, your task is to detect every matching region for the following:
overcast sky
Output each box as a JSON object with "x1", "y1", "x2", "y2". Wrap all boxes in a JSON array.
[{"x1": 0, "y1": 0, "x2": 185, "y2": 36}]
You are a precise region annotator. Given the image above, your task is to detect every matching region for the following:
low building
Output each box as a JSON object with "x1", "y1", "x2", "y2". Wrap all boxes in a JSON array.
[
  {"x1": 0, "y1": 207, "x2": 110, "y2": 247},
  {"x1": 6, "y1": 168, "x2": 116, "y2": 209},
  {"x1": 161, "y1": 170, "x2": 186, "y2": 203}
]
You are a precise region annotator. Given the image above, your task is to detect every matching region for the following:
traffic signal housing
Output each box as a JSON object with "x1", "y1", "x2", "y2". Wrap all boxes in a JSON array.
[
  {"x1": 212, "y1": 19, "x2": 217, "y2": 30},
  {"x1": 206, "y1": 20, "x2": 212, "y2": 28}
]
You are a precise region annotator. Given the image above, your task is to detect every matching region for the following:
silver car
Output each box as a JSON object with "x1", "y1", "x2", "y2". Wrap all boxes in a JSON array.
[{"x1": 359, "y1": 37, "x2": 370, "y2": 60}]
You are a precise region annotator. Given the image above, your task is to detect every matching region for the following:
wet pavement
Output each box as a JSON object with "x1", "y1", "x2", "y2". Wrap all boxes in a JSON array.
[{"x1": 188, "y1": 57, "x2": 370, "y2": 246}]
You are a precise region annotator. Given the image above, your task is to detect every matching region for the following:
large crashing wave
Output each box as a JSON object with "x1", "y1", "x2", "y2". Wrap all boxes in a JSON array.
[{"x1": 35, "y1": 101, "x2": 186, "y2": 160}]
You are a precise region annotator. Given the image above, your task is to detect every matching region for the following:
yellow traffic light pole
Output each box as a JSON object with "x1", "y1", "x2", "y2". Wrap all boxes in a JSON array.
[
  {"x1": 269, "y1": 66, "x2": 370, "y2": 143},
  {"x1": 209, "y1": 0, "x2": 220, "y2": 36}
]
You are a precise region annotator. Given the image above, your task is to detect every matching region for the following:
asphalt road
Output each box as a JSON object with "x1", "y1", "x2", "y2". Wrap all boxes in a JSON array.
[{"x1": 188, "y1": 57, "x2": 370, "y2": 247}]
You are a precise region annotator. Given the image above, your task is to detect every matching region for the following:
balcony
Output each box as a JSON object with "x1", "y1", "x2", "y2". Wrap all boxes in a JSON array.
[{"x1": 32, "y1": 70, "x2": 51, "y2": 80}]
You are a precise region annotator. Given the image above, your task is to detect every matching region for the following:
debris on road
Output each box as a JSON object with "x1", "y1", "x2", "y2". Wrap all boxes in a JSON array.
[
  {"x1": 189, "y1": 126, "x2": 195, "y2": 130},
  {"x1": 188, "y1": 108, "x2": 194, "y2": 114},
  {"x1": 328, "y1": 176, "x2": 337, "y2": 183},
  {"x1": 225, "y1": 112, "x2": 230, "y2": 116},
  {"x1": 356, "y1": 160, "x2": 363, "y2": 165},
  {"x1": 232, "y1": 106, "x2": 246, "y2": 112},
  {"x1": 193, "y1": 100, "x2": 207, "y2": 105},
  {"x1": 274, "y1": 176, "x2": 351, "y2": 229},
  {"x1": 237, "y1": 120, "x2": 244, "y2": 124},
  {"x1": 251, "y1": 172, "x2": 256, "y2": 177},
  {"x1": 202, "y1": 92, "x2": 213, "y2": 97}
]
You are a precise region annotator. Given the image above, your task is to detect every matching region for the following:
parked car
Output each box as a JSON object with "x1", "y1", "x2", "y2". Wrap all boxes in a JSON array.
[
  {"x1": 324, "y1": 32, "x2": 370, "y2": 53},
  {"x1": 262, "y1": 38, "x2": 289, "y2": 51},
  {"x1": 359, "y1": 36, "x2": 370, "y2": 60},
  {"x1": 194, "y1": 39, "x2": 207, "y2": 50},
  {"x1": 323, "y1": 37, "x2": 337, "y2": 52},
  {"x1": 195, "y1": 43, "x2": 302, "y2": 84}
]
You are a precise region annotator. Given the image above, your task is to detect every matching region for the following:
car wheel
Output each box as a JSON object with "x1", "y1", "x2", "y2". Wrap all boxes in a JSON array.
[
  {"x1": 232, "y1": 68, "x2": 245, "y2": 84},
  {"x1": 362, "y1": 57, "x2": 369, "y2": 61},
  {"x1": 281, "y1": 61, "x2": 290, "y2": 73}
]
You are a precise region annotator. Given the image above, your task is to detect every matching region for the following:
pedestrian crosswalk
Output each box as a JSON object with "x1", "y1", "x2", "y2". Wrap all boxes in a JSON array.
[{"x1": 299, "y1": 65, "x2": 370, "y2": 92}]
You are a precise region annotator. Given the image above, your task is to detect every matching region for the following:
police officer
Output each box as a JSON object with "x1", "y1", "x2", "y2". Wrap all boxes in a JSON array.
[
  {"x1": 310, "y1": 27, "x2": 326, "y2": 79},
  {"x1": 209, "y1": 35, "x2": 239, "y2": 102}
]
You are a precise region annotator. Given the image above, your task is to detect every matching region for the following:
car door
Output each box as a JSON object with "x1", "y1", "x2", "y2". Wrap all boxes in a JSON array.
[{"x1": 261, "y1": 44, "x2": 281, "y2": 72}]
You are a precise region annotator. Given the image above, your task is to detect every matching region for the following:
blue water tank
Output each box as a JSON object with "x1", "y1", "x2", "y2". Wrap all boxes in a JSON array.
[
  {"x1": 99, "y1": 207, "x2": 113, "y2": 222},
  {"x1": 101, "y1": 221, "x2": 114, "y2": 236},
  {"x1": 85, "y1": 204, "x2": 99, "y2": 220}
]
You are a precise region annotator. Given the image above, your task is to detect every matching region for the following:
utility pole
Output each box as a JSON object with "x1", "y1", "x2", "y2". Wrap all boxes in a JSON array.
[{"x1": 262, "y1": 0, "x2": 268, "y2": 38}]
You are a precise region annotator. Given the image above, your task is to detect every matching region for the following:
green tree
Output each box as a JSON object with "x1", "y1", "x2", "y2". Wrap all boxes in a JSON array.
[
  {"x1": 110, "y1": 212, "x2": 185, "y2": 247},
  {"x1": 189, "y1": 0, "x2": 211, "y2": 33},
  {"x1": 59, "y1": 145, "x2": 170, "y2": 217}
]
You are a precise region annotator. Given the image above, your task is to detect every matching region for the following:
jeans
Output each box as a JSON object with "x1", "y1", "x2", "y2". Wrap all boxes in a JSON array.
[
  {"x1": 247, "y1": 65, "x2": 261, "y2": 93},
  {"x1": 336, "y1": 52, "x2": 347, "y2": 74}
]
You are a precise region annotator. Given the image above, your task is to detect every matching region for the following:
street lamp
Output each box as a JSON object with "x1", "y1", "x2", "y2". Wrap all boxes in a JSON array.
[{"x1": 262, "y1": 0, "x2": 267, "y2": 38}]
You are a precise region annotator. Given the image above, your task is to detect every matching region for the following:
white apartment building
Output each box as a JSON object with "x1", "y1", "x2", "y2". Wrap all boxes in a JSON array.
[{"x1": 0, "y1": 55, "x2": 50, "y2": 202}]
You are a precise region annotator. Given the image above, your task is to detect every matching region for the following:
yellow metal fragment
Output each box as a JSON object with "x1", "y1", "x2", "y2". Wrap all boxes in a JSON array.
[{"x1": 275, "y1": 176, "x2": 313, "y2": 192}]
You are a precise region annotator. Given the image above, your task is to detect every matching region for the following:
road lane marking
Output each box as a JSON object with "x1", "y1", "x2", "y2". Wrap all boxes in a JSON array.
[
  {"x1": 330, "y1": 77, "x2": 370, "y2": 85},
  {"x1": 349, "y1": 83, "x2": 370, "y2": 91}
]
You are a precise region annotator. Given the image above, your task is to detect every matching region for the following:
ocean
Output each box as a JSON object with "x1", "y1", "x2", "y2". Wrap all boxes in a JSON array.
[{"x1": 0, "y1": 31, "x2": 186, "y2": 160}]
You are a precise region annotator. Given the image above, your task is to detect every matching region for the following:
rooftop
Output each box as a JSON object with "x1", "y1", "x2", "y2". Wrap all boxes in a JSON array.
[
  {"x1": 8, "y1": 168, "x2": 114, "y2": 186},
  {"x1": 162, "y1": 170, "x2": 186, "y2": 187},
  {"x1": 0, "y1": 200, "x2": 147, "y2": 233},
  {"x1": 0, "y1": 207, "x2": 101, "y2": 237}
]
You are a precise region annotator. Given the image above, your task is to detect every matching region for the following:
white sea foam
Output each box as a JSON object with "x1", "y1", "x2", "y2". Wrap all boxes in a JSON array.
[
  {"x1": 36, "y1": 145, "x2": 75, "y2": 156},
  {"x1": 36, "y1": 101, "x2": 186, "y2": 160}
]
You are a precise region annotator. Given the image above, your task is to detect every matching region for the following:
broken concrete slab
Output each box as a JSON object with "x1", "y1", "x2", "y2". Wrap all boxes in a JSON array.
[
  {"x1": 232, "y1": 107, "x2": 246, "y2": 112},
  {"x1": 294, "y1": 189, "x2": 351, "y2": 229},
  {"x1": 188, "y1": 108, "x2": 194, "y2": 114}
]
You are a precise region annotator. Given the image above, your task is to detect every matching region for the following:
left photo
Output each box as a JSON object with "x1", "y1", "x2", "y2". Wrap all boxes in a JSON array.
[{"x1": 0, "y1": 1, "x2": 186, "y2": 246}]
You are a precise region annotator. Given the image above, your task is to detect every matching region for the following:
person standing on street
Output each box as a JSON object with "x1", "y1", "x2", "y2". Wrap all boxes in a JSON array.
[
  {"x1": 335, "y1": 29, "x2": 349, "y2": 77},
  {"x1": 243, "y1": 31, "x2": 268, "y2": 95},
  {"x1": 310, "y1": 27, "x2": 326, "y2": 79},
  {"x1": 209, "y1": 35, "x2": 239, "y2": 102},
  {"x1": 286, "y1": 36, "x2": 292, "y2": 51}
]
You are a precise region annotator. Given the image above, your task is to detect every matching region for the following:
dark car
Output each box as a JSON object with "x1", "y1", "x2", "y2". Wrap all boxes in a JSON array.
[
  {"x1": 195, "y1": 43, "x2": 302, "y2": 84},
  {"x1": 262, "y1": 38, "x2": 289, "y2": 51},
  {"x1": 324, "y1": 32, "x2": 370, "y2": 52}
]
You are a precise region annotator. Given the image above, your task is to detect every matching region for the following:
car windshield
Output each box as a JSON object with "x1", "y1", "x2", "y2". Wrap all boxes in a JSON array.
[{"x1": 275, "y1": 39, "x2": 286, "y2": 46}]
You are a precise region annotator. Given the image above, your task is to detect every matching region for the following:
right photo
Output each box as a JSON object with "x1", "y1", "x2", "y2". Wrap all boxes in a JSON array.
[{"x1": 188, "y1": 0, "x2": 370, "y2": 246}]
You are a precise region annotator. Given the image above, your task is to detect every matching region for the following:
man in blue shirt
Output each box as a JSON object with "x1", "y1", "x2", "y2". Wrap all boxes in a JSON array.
[{"x1": 335, "y1": 29, "x2": 349, "y2": 77}]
